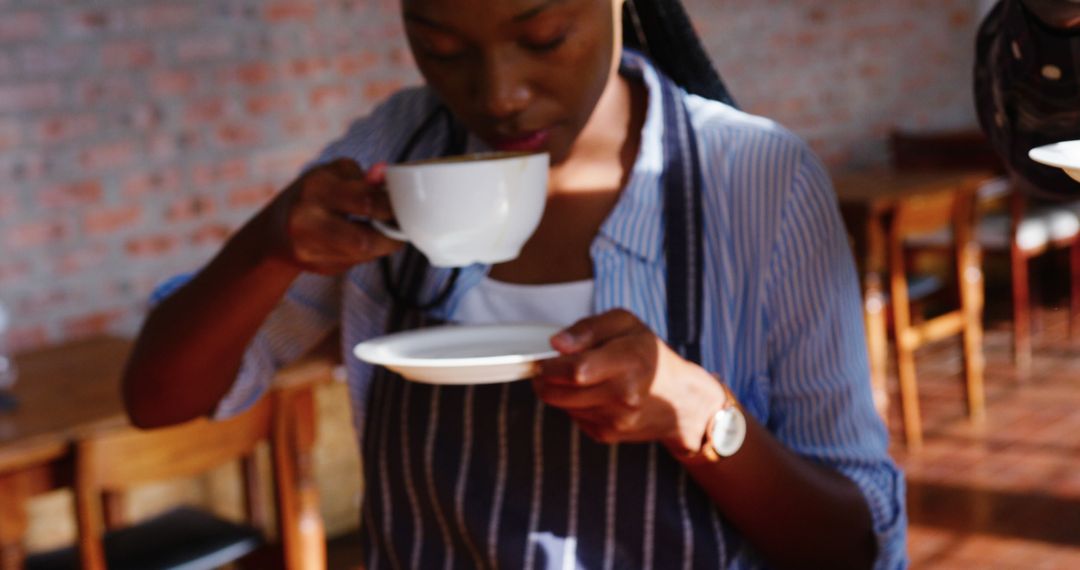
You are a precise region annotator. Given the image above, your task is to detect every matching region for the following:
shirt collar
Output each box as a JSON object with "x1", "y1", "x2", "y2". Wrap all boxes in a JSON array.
[{"x1": 595, "y1": 49, "x2": 669, "y2": 263}]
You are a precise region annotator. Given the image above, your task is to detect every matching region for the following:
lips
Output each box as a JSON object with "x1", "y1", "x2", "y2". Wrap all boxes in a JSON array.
[{"x1": 492, "y1": 129, "x2": 550, "y2": 152}]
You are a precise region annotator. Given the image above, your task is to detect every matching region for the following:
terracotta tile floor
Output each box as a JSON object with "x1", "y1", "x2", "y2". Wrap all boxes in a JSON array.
[
  {"x1": 892, "y1": 301, "x2": 1080, "y2": 569},
  {"x1": 327, "y1": 305, "x2": 1080, "y2": 569}
]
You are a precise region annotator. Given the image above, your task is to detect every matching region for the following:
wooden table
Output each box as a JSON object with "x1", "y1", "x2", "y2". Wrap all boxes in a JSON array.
[
  {"x1": 833, "y1": 167, "x2": 997, "y2": 424},
  {"x1": 0, "y1": 335, "x2": 337, "y2": 569}
]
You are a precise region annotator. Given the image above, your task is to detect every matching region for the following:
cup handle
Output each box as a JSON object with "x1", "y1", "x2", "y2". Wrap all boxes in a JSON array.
[{"x1": 370, "y1": 219, "x2": 409, "y2": 242}]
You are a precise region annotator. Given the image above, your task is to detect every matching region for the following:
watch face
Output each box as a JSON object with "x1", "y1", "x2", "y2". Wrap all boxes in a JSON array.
[{"x1": 710, "y1": 407, "x2": 747, "y2": 457}]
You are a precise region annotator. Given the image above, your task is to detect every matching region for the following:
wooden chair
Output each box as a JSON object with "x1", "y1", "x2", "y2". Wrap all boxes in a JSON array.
[
  {"x1": 25, "y1": 397, "x2": 284, "y2": 570},
  {"x1": 884, "y1": 184, "x2": 986, "y2": 451},
  {"x1": 891, "y1": 129, "x2": 1080, "y2": 374}
]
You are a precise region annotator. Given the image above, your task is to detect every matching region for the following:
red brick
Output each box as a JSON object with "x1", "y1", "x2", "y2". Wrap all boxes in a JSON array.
[
  {"x1": 282, "y1": 114, "x2": 333, "y2": 139},
  {"x1": 147, "y1": 133, "x2": 182, "y2": 163},
  {"x1": 337, "y1": 52, "x2": 379, "y2": 76},
  {"x1": 215, "y1": 123, "x2": 261, "y2": 148},
  {"x1": 79, "y1": 141, "x2": 138, "y2": 172},
  {"x1": 191, "y1": 159, "x2": 248, "y2": 187},
  {"x1": 175, "y1": 36, "x2": 234, "y2": 63},
  {"x1": 287, "y1": 57, "x2": 332, "y2": 80},
  {"x1": 151, "y1": 70, "x2": 198, "y2": 98},
  {"x1": 0, "y1": 192, "x2": 15, "y2": 219},
  {"x1": 0, "y1": 155, "x2": 46, "y2": 184},
  {"x1": 389, "y1": 47, "x2": 414, "y2": 67},
  {"x1": 191, "y1": 223, "x2": 235, "y2": 248},
  {"x1": 15, "y1": 289, "x2": 68, "y2": 315},
  {"x1": 125, "y1": 234, "x2": 178, "y2": 257},
  {"x1": 123, "y1": 103, "x2": 164, "y2": 130},
  {"x1": 0, "y1": 11, "x2": 47, "y2": 43},
  {"x1": 311, "y1": 84, "x2": 351, "y2": 110},
  {"x1": 6, "y1": 219, "x2": 69, "y2": 248},
  {"x1": 63, "y1": 309, "x2": 124, "y2": 338},
  {"x1": 0, "y1": 120, "x2": 21, "y2": 152},
  {"x1": 0, "y1": 260, "x2": 31, "y2": 285},
  {"x1": 227, "y1": 62, "x2": 275, "y2": 87},
  {"x1": 84, "y1": 204, "x2": 142, "y2": 235},
  {"x1": 183, "y1": 97, "x2": 227, "y2": 123},
  {"x1": 130, "y1": 4, "x2": 198, "y2": 31},
  {"x1": 949, "y1": 9, "x2": 972, "y2": 28},
  {"x1": 61, "y1": 9, "x2": 123, "y2": 38},
  {"x1": 78, "y1": 77, "x2": 137, "y2": 106},
  {"x1": 39, "y1": 180, "x2": 103, "y2": 208},
  {"x1": 0, "y1": 53, "x2": 14, "y2": 77},
  {"x1": 0, "y1": 83, "x2": 62, "y2": 112},
  {"x1": 122, "y1": 168, "x2": 182, "y2": 199},
  {"x1": 52, "y1": 244, "x2": 108, "y2": 275},
  {"x1": 246, "y1": 92, "x2": 295, "y2": 116},
  {"x1": 227, "y1": 183, "x2": 278, "y2": 208},
  {"x1": 165, "y1": 195, "x2": 216, "y2": 223},
  {"x1": 36, "y1": 114, "x2": 99, "y2": 144},
  {"x1": 265, "y1": 2, "x2": 318, "y2": 23},
  {"x1": 101, "y1": 40, "x2": 157, "y2": 70},
  {"x1": 19, "y1": 44, "x2": 85, "y2": 75}
]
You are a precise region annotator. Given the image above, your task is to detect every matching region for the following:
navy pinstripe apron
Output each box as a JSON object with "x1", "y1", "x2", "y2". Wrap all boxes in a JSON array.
[{"x1": 359, "y1": 66, "x2": 733, "y2": 569}]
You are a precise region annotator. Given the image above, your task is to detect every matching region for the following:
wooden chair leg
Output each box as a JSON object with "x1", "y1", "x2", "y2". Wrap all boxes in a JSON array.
[
  {"x1": 1070, "y1": 237, "x2": 1080, "y2": 339},
  {"x1": 1010, "y1": 244, "x2": 1032, "y2": 375},
  {"x1": 894, "y1": 335, "x2": 923, "y2": 452},
  {"x1": 101, "y1": 492, "x2": 126, "y2": 530},
  {"x1": 956, "y1": 205, "x2": 986, "y2": 425},
  {"x1": 888, "y1": 224, "x2": 923, "y2": 451}
]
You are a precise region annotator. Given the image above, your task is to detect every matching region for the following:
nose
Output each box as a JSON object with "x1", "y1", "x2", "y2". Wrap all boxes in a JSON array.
[{"x1": 477, "y1": 50, "x2": 532, "y2": 120}]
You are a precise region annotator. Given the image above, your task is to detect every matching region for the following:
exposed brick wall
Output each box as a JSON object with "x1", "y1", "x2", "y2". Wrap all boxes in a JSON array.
[
  {"x1": 687, "y1": 0, "x2": 982, "y2": 166},
  {"x1": 0, "y1": 0, "x2": 982, "y2": 349},
  {"x1": 0, "y1": 0, "x2": 420, "y2": 349}
]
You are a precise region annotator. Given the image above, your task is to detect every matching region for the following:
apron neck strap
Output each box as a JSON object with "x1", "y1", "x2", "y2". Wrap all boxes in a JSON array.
[{"x1": 658, "y1": 71, "x2": 705, "y2": 364}]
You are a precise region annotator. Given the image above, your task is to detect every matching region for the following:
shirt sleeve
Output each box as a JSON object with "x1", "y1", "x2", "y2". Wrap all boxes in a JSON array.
[
  {"x1": 145, "y1": 270, "x2": 341, "y2": 419},
  {"x1": 762, "y1": 147, "x2": 908, "y2": 569},
  {"x1": 212, "y1": 272, "x2": 342, "y2": 419},
  {"x1": 154, "y1": 88, "x2": 441, "y2": 418}
]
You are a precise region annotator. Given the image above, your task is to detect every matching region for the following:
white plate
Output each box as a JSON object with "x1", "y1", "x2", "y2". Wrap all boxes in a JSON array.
[
  {"x1": 353, "y1": 323, "x2": 561, "y2": 384},
  {"x1": 1029, "y1": 140, "x2": 1080, "y2": 183}
]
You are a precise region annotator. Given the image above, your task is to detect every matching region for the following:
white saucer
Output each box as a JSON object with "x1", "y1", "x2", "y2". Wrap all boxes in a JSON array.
[
  {"x1": 353, "y1": 323, "x2": 561, "y2": 384},
  {"x1": 1029, "y1": 140, "x2": 1080, "y2": 183}
]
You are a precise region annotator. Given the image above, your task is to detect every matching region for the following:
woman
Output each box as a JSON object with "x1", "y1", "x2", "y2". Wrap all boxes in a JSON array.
[
  {"x1": 124, "y1": 0, "x2": 906, "y2": 567},
  {"x1": 976, "y1": 0, "x2": 1080, "y2": 198}
]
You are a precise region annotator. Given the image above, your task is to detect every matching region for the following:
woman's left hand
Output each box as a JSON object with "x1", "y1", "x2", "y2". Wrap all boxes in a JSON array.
[{"x1": 534, "y1": 308, "x2": 729, "y2": 454}]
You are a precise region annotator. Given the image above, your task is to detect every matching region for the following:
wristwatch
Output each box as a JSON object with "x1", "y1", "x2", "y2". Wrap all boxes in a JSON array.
[{"x1": 683, "y1": 383, "x2": 747, "y2": 464}]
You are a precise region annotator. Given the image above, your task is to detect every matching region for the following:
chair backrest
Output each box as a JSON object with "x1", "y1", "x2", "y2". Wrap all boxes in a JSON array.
[
  {"x1": 79, "y1": 399, "x2": 272, "y2": 490},
  {"x1": 889, "y1": 129, "x2": 1005, "y2": 172},
  {"x1": 74, "y1": 398, "x2": 274, "y2": 570},
  {"x1": 892, "y1": 190, "x2": 962, "y2": 240}
]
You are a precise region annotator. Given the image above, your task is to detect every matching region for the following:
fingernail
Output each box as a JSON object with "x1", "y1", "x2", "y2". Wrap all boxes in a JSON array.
[{"x1": 367, "y1": 162, "x2": 387, "y2": 184}]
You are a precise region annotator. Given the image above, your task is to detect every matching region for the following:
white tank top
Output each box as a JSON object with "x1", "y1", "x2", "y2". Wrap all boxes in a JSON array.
[{"x1": 452, "y1": 276, "x2": 594, "y2": 327}]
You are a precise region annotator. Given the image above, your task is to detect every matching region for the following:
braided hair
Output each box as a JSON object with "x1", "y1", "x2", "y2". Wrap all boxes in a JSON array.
[{"x1": 622, "y1": 0, "x2": 737, "y2": 107}]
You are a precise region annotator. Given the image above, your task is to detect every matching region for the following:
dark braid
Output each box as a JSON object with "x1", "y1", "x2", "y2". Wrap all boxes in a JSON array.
[{"x1": 622, "y1": 0, "x2": 737, "y2": 107}]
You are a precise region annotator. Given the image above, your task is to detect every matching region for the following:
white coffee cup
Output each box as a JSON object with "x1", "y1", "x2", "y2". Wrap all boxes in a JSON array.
[{"x1": 375, "y1": 151, "x2": 549, "y2": 267}]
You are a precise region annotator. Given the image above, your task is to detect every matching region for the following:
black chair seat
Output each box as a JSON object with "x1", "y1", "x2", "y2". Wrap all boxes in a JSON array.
[
  {"x1": 26, "y1": 506, "x2": 264, "y2": 570},
  {"x1": 880, "y1": 273, "x2": 944, "y2": 303}
]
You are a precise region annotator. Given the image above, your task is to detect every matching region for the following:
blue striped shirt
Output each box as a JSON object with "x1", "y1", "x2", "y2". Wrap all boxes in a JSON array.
[{"x1": 213, "y1": 51, "x2": 906, "y2": 568}]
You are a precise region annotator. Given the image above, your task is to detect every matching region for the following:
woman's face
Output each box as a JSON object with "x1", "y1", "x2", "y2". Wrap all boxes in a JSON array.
[{"x1": 401, "y1": 0, "x2": 621, "y2": 163}]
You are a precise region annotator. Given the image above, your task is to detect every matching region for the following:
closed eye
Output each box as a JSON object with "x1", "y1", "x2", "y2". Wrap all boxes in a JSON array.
[{"x1": 523, "y1": 34, "x2": 567, "y2": 53}]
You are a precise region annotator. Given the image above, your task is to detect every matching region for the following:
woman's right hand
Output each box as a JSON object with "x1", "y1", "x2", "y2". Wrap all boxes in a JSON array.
[{"x1": 261, "y1": 157, "x2": 404, "y2": 275}]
